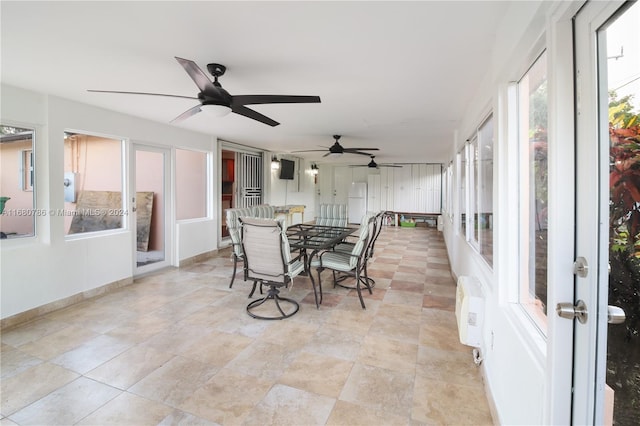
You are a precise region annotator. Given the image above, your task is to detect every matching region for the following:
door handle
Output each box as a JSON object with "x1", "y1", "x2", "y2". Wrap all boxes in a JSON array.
[
  {"x1": 556, "y1": 300, "x2": 588, "y2": 324},
  {"x1": 607, "y1": 305, "x2": 626, "y2": 324}
]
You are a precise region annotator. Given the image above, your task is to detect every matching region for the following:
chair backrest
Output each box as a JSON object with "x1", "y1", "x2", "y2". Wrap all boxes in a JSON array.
[
  {"x1": 368, "y1": 210, "x2": 385, "y2": 257},
  {"x1": 226, "y1": 207, "x2": 253, "y2": 256},
  {"x1": 347, "y1": 212, "x2": 376, "y2": 269},
  {"x1": 251, "y1": 204, "x2": 275, "y2": 219},
  {"x1": 316, "y1": 204, "x2": 348, "y2": 227},
  {"x1": 240, "y1": 217, "x2": 289, "y2": 284}
]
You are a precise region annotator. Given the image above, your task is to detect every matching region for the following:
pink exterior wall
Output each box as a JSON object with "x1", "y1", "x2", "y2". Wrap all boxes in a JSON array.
[
  {"x1": 0, "y1": 139, "x2": 34, "y2": 235},
  {"x1": 135, "y1": 150, "x2": 164, "y2": 251}
]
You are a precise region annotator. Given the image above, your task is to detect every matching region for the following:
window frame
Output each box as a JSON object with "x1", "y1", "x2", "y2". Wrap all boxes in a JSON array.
[
  {"x1": 515, "y1": 48, "x2": 550, "y2": 333},
  {"x1": 63, "y1": 130, "x2": 128, "y2": 239},
  {"x1": 477, "y1": 113, "x2": 495, "y2": 266},
  {"x1": 0, "y1": 123, "x2": 37, "y2": 239}
]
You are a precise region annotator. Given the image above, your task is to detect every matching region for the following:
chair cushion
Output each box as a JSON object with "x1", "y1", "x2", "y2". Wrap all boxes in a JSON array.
[
  {"x1": 226, "y1": 207, "x2": 253, "y2": 256},
  {"x1": 315, "y1": 204, "x2": 348, "y2": 227},
  {"x1": 311, "y1": 251, "x2": 353, "y2": 272},
  {"x1": 288, "y1": 258, "x2": 305, "y2": 277},
  {"x1": 251, "y1": 204, "x2": 275, "y2": 219},
  {"x1": 240, "y1": 216, "x2": 303, "y2": 283},
  {"x1": 313, "y1": 211, "x2": 374, "y2": 270}
]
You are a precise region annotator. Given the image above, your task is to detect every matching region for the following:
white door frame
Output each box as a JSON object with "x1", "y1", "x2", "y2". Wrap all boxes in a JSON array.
[{"x1": 573, "y1": 1, "x2": 626, "y2": 424}]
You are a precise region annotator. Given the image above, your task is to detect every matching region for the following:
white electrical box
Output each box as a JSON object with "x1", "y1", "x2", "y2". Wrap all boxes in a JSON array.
[
  {"x1": 455, "y1": 276, "x2": 484, "y2": 347},
  {"x1": 64, "y1": 172, "x2": 77, "y2": 203}
]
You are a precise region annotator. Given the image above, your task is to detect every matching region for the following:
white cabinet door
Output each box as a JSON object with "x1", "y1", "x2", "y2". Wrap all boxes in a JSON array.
[
  {"x1": 425, "y1": 164, "x2": 442, "y2": 213},
  {"x1": 351, "y1": 167, "x2": 368, "y2": 183},
  {"x1": 367, "y1": 174, "x2": 381, "y2": 212},
  {"x1": 333, "y1": 166, "x2": 350, "y2": 205},
  {"x1": 380, "y1": 167, "x2": 394, "y2": 211},
  {"x1": 413, "y1": 164, "x2": 427, "y2": 212},
  {"x1": 393, "y1": 165, "x2": 413, "y2": 211},
  {"x1": 317, "y1": 164, "x2": 334, "y2": 205}
]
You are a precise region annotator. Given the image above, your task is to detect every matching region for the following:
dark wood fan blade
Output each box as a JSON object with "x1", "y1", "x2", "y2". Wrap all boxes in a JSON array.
[
  {"x1": 231, "y1": 105, "x2": 279, "y2": 127},
  {"x1": 87, "y1": 90, "x2": 198, "y2": 100},
  {"x1": 291, "y1": 149, "x2": 330, "y2": 153},
  {"x1": 232, "y1": 95, "x2": 321, "y2": 106},
  {"x1": 344, "y1": 148, "x2": 380, "y2": 151},
  {"x1": 170, "y1": 105, "x2": 201, "y2": 123},
  {"x1": 175, "y1": 57, "x2": 217, "y2": 93},
  {"x1": 346, "y1": 150, "x2": 380, "y2": 156},
  {"x1": 380, "y1": 164, "x2": 402, "y2": 168}
]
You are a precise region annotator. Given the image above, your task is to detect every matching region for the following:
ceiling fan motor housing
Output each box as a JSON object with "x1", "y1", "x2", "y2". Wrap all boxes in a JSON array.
[
  {"x1": 206, "y1": 63, "x2": 226, "y2": 77},
  {"x1": 199, "y1": 88, "x2": 232, "y2": 107}
]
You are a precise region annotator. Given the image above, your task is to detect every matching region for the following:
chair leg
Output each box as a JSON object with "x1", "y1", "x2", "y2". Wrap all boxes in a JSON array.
[
  {"x1": 248, "y1": 281, "x2": 259, "y2": 298},
  {"x1": 229, "y1": 254, "x2": 238, "y2": 288},
  {"x1": 312, "y1": 267, "x2": 324, "y2": 308},
  {"x1": 361, "y1": 262, "x2": 374, "y2": 294},
  {"x1": 355, "y1": 269, "x2": 366, "y2": 310}
]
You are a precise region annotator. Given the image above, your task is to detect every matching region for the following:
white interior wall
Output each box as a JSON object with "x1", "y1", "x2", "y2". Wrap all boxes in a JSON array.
[
  {"x1": 267, "y1": 156, "x2": 317, "y2": 224},
  {"x1": 1, "y1": 85, "x2": 216, "y2": 319},
  {"x1": 441, "y1": 2, "x2": 565, "y2": 424}
]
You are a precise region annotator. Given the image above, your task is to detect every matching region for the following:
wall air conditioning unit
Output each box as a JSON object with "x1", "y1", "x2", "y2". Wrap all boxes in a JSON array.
[{"x1": 455, "y1": 276, "x2": 484, "y2": 347}]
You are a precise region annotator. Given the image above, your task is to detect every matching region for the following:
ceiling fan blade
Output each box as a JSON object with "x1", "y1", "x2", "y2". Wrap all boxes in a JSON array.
[
  {"x1": 232, "y1": 95, "x2": 321, "y2": 106},
  {"x1": 380, "y1": 164, "x2": 403, "y2": 168},
  {"x1": 343, "y1": 148, "x2": 380, "y2": 151},
  {"x1": 291, "y1": 146, "x2": 331, "y2": 153},
  {"x1": 170, "y1": 105, "x2": 202, "y2": 123},
  {"x1": 346, "y1": 150, "x2": 380, "y2": 156},
  {"x1": 231, "y1": 105, "x2": 279, "y2": 127},
  {"x1": 174, "y1": 57, "x2": 217, "y2": 94},
  {"x1": 291, "y1": 149, "x2": 330, "y2": 153},
  {"x1": 87, "y1": 89, "x2": 197, "y2": 101}
]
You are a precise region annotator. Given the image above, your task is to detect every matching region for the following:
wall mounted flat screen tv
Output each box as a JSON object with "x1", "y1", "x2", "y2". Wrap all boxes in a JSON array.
[{"x1": 279, "y1": 159, "x2": 295, "y2": 180}]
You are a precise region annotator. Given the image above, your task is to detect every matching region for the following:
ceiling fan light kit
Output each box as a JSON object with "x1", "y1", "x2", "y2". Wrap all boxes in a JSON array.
[
  {"x1": 200, "y1": 103, "x2": 232, "y2": 117},
  {"x1": 89, "y1": 57, "x2": 321, "y2": 127}
]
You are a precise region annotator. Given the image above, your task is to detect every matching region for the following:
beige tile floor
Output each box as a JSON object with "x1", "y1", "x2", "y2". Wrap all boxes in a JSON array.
[{"x1": 1, "y1": 225, "x2": 494, "y2": 425}]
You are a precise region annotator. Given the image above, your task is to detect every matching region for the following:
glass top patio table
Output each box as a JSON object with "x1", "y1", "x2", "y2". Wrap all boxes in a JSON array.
[
  {"x1": 286, "y1": 223, "x2": 356, "y2": 307},
  {"x1": 286, "y1": 223, "x2": 355, "y2": 251}
]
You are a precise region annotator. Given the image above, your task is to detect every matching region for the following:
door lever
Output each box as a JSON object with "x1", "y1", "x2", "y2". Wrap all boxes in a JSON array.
[{"x1": 607, "y1": 305, "x2": 626, "y2": 324}]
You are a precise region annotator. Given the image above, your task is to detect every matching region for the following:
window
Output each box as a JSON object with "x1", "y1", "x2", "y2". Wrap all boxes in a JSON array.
[
  {"x1": 0, "y1": 124, "x2": 36, "y2": 238},
  {"x1": 459, "y1": 147, "x2": 467, "y2": 235},
  {"x1": 64, "y1": 132, "x2": 125, "y2": 235},
  {"x1": 517, "y1": 51, "x2": 548, "y2": 329},
  {"x1": 175, "y1": 148, "x2": 208, "y2": 220},
  {"x1": 462, "y1": 114, "x2": 494, "y2": 266},
  {"x1": 478, "y1": 115, "x2": 494, "y2": 265},
  {"x1": 442, "y1": 163, "x2": 449, "y2": 217},
  {"x1": 470, "y1": 135, "x2": 479, "y2": 245}
]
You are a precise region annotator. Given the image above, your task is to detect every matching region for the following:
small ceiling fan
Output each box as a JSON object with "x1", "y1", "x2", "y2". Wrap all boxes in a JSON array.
[
  {"x1": 350, "y1": 155, "x2": 401, "y2": 169},
  {"x1": 88, "y1": 57, "x2": 321, "y2": 127},
  {"x1": 294, "y1": 135, "x2": 379, "y2": 157}
]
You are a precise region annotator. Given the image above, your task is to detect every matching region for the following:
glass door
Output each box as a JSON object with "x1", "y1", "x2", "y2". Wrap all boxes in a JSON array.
[
  {"x1": 574, "y1": 1, "x2": 639, "y2": 424},
  {"x1": 132, "y1": 144, "x2": 170, "y2": 274}
]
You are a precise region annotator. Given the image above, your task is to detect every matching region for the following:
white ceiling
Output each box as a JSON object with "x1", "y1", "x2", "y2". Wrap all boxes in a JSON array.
[{"x1": 1, "y1": 1, "x2": 510, "y2": 165}]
